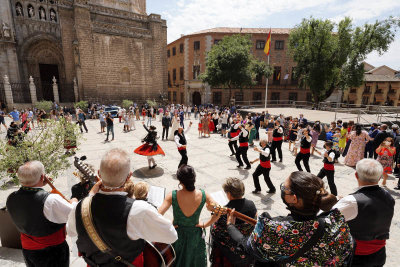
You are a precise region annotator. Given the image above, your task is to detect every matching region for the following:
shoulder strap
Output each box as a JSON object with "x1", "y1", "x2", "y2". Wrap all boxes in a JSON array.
[
  {"x1": 81, "y1": 197, "x2": 136, "y2": 267},
  {"x1": 278, "y1": 217, "x2": 326, "y2": 265}
]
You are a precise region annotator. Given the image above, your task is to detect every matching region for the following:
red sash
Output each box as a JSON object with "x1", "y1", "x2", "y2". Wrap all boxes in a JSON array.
[
  {"x1": 300, "y1": 148, "x2": 310, "y2": 154},
  {"x1": 273, "y1": 137, "x2": 283, "y2": 141},
  {"x1": 324, "y1": 163, "x2": 335, "y2": 171},
  {"x1": 178, "y1": 146, "x2": 186, "y2": 151},
  {"x1": 21, "y1": 226, "x2": 66, "y2": 250},
  {"x1": 230, "y1": 131, "x2": 239, "y2": 138},
  {"x1": 260, "y1": 160, "x2": 271, "y2": 168},
  {"x1": 239, "y1": 142, "x2": 248, "y2": 147},
  {"x1": 355, "y1": 239, "x2": 386, "y2": 255}
]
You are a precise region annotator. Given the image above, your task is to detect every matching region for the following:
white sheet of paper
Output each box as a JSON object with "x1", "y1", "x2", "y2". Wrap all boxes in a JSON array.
[
  {"x1": 147, "y1": 186, "x2": 166, "y2": 207},
  {"x1": 210, "y1": 190, "x2": 229, "y2": 206}
]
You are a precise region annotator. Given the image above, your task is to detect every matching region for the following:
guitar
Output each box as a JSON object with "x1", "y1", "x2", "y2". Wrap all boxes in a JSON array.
[
  {"x1": 209, "y1": 203, "x2": 257, "y2": 225},
  {"x1": 74, "y1": 156, "x2": 176, "y2": 267}
]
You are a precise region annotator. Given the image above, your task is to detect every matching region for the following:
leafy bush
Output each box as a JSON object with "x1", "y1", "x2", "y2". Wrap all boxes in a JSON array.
[
  {"x1": 35, "y1": 101, "x2": 53, "y2": 112},
  {"x1": 146, "y1": 99, "x2": 157, "y2": 107},
  {"x1": 121, "y1": 100, "x2": 133, "y2": 109},
  {"x1": 74, "y1": 101, "x2": 88, "y2": 111}
]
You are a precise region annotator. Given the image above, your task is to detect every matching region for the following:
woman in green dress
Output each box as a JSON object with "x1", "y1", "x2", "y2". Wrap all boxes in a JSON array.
[
  {"x1": 247, "y1": 122, "x2": 257, "y2": 146},
  {"x1": 158, "y1": 165, "x2": 219, "y2": 267}
]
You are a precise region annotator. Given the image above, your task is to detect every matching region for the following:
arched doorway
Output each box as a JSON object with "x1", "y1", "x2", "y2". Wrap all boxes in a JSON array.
[
  {"x1": 20, "y1": 36, "x2": 66, "y2": 102},
  {"x1": 192, "y1": 91, "x2": 201, "y2": 106}
]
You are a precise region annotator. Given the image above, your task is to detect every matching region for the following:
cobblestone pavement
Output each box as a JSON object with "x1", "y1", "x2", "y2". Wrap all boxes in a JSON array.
[{"x1": 0, "y1": 115, "x2": 399, "y2": 266}]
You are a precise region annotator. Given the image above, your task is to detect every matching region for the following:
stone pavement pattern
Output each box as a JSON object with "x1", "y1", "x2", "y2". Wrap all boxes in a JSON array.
[{"x1": 0, "y1": 114, "x2": 399, "y2": 266}]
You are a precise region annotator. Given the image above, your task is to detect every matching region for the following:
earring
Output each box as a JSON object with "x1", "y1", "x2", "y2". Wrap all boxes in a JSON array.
[{"x1": 178, "y1": 183, "x2": 182, "y2": 189}]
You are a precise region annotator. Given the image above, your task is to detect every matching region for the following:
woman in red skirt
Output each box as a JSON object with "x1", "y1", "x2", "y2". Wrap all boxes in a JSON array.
[{"x1": 134, "y1": 122, "x2": 165, "y2": 169}]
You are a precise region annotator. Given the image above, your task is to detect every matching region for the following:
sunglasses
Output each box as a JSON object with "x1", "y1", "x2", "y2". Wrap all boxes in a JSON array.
[{"x1": 280, "y1": 182, "x2": 294, "y2": 195}]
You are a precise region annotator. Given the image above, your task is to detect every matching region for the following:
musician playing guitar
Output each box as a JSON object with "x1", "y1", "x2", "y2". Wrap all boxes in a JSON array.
[
  {"x1": 67, "y1": 148, "x2": 178, "y2": 267},
  {"x1": 6, "y1": 161, "x2": 78, "y2": 267}
]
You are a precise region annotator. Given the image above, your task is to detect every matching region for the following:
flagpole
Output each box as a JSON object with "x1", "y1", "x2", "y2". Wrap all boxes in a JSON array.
[{"x1": 264, "y1": 54, "x2": 269, "y2": 109}]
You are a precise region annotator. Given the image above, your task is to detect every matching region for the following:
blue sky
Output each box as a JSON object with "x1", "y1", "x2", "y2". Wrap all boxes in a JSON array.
[{"x1": 147, "y1": 0, "x2": 400, "y2": 70}]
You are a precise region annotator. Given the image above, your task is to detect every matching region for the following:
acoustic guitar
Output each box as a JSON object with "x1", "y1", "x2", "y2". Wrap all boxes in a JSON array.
[
  {"x1": 209, "y1": 203, "x2": 257, "y2": 225},
  {"x1": 74, "y1": 156, "x2": 176, "y2": 267}
]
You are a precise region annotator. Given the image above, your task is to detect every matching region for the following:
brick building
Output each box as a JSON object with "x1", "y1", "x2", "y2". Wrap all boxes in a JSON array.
[
  {"x1": 344, "y1": 63, "x2": 400, "y2": 106},
  {"x1": 167, "y1": 27, "x2": 311, "y2": 106},
  {"x1": 0, "y1": 0, "x2": 167, "y2": 107}
]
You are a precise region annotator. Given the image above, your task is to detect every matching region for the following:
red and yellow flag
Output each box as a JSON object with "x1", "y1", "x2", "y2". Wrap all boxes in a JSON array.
[{"x1": 264, "y1": 28, "x2": 271, "y2": 55}]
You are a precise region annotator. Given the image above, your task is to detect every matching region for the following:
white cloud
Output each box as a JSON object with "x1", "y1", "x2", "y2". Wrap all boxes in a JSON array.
[
  {"x1": 330, "y1": 0, "x2": 400, "y2": 23},
  {"x1": 164, "y1": 0, "x2": 334, "y2": 42},
  {"x1": 366, "y1": 37, "x2": 400, "y2": 70}
]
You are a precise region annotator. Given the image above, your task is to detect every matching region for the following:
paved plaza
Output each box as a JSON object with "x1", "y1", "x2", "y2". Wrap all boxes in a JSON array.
[{"x1": 0, "y1": 113, "x2": 399, "y2": 266}]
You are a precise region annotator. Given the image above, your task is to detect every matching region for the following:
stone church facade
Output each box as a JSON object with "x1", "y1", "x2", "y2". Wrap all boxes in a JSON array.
[{"x1": 0, "y1": 0, "x2": 167, "y2": 107}]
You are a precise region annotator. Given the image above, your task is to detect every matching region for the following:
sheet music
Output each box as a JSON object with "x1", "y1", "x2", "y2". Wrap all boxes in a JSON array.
[
  {"x1": 147, "y1": 186, "x2": 166, "y2": 207},
  {"x1": 210, "y1": 190, "x2": 229, "y2": 206}
]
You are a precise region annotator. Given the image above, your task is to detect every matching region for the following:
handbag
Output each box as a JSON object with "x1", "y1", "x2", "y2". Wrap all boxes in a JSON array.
[{"x1": 80, "y1": 196, "x2": 136, "y2": 267}]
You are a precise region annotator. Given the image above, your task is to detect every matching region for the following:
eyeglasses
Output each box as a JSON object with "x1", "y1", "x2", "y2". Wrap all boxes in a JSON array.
[{"x1": 280, "y1": 182, "x2": 294, "y2": 195}]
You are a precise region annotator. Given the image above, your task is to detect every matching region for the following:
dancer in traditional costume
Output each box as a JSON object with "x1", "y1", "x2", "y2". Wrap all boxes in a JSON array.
[
  {"x1": 251, "y1": 138, "x2": 275, "y2": 194},
  {"x1": 229, "y1": 124, "x2": 251, "y2": 169},
  {"x1": 134, "y1": 122, "x2": 165, "y2": 169},
  {"x1": 175, "y1": 122, "x2": 193, "y2": 168}
]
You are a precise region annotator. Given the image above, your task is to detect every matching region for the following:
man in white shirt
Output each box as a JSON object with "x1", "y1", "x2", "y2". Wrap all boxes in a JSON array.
[
  {"x1": 333, "y1": 159, "x2": 394, "y2": 267},
  {"x1": 7, "y1": 161, "x2": 77, "y2": 267},
  {"x1": 67, "y1": 148, "x2": 177, "y2": 266}
]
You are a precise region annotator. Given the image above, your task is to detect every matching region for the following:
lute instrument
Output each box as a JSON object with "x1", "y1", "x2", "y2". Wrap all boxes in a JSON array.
[{"x1": 209, "y1": 203, "x2": 257, "y2": 225}]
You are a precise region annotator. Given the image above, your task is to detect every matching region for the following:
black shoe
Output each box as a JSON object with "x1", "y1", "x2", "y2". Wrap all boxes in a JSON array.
[
  {"x1": 271, "y1": 159, "x2": 276, "y2": 162},
  {"x1": 279, "y1": 159, "x2": 282, "y2": 162},
  {"x1": 244, "y1": 166, "x2": 251, "y2": 170},
  {"x1": 252, "y1": 190, "x2": 261, "y2": 194},
  {"x1": 394, "y1": 186, "x2": 400, "y2": 190},
  {"x1": 267, "y1": 189, "x2": 276, "y2": 194},
  {"x1": 105, "y1": 139, "x2": 108, "y2": 142},
  {"x1": 150, "y1": 164, "x2": 157, "y2": 169},
  {"x1": 237, "y1": 165, "x2": 243, "y2": 168}
]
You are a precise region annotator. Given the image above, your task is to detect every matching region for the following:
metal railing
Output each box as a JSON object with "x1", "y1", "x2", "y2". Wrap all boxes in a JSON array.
[{"x1": 11, "y1": 83, "x2": 31, "y2": 103}]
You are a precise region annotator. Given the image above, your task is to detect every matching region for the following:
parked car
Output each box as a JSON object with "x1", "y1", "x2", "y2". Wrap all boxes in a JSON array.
[{"x1": 104, "y1": 106, "x2": 120, "y2": 118}]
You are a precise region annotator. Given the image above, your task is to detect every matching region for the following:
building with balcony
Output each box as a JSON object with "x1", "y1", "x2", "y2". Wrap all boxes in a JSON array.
[
  {"x1": 167, "y1": 27, "x2": 311, "y2": 106},
  {"x1": 344, "y1": 63, "x2": 400, "y2": 106}
]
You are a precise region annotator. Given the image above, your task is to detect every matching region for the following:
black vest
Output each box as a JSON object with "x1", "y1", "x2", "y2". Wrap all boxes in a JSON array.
[
  {"x1": 260, "y1": 146, "x2": 270, "y2": 162},
  {"x1": 348, "y1": 186, "x2": 394, "y2": 241},
  {"x1": 272, "y1": 127, "x2": 283, "y2": 137},
  {"x1": 6, "y1": 188, "x2": 65, "y2": 236},
  {"x1": 238, "y1": 129, "x2": 249, "y2": 143},
  {"x1": 75, "y1": 194, "x2": 145, "y2": 264},
  {"x1": 323, "y1": 149, "x2": 335, "y2": 165},
  {"x1": 300, "y1": 137, "x2": 311, "y2": 149},
  {"x1": 175, "y1": 132, "x2": 187, "y2": 145}
]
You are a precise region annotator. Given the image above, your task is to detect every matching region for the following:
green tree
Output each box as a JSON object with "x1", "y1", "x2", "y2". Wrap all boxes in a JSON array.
[
  {"x1": 121, "y1": 99, "x2": 133, "y2": 109},
  {"x1": 288, "y1": 17, "x2": 400, "y2": 103},
  {"x1": 0, "y1": 119, "x2": 82, "y2": 186},
  {"x1": 201, "y1": 34, "x2": 272, "y2": 103}
]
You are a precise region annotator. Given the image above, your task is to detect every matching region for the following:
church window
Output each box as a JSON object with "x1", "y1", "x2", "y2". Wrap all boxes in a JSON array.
[
  {"x1": 121, "y1": 68, "x2": 130, "y2": 83},
  {"x1": 27, "y1": 5, "x2": 35, "y2": 18},
  {"x1": 16, "y1": 2, "x2": 23, "y2": 16}
]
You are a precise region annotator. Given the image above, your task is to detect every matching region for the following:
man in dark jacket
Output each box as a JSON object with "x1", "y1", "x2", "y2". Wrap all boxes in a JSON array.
[{"x1": 161, "y1": 113, "x2": 171, "y2": 140}]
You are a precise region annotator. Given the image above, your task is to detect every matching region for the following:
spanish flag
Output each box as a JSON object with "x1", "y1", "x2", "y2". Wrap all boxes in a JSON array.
[{"x1": 264, "y1": 28, "x2": 271, "y2": 55}]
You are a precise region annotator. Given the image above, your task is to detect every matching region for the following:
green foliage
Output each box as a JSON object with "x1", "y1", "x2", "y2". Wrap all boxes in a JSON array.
[
  {"x1": 201, "y1": 34, "x2": 272, "y2": 102},
  {"x1": 121, "y1": 99, "x2": 133, "y2": 109},
  {"x1": 288, "y1": 17, "x2": 399, "y2": 103},
  {"x1": 146, "y1": 99, "x2": 157, "y2": 107},
  {"x1": 0, "y1": 119, "x2": 82, "y2": 186},
  {"x1": 35, "y1": 101, "x2": 53, "y2": 112},
  {"x1": 74, "y1": 101, "x2": 88, "y2": 110}
]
